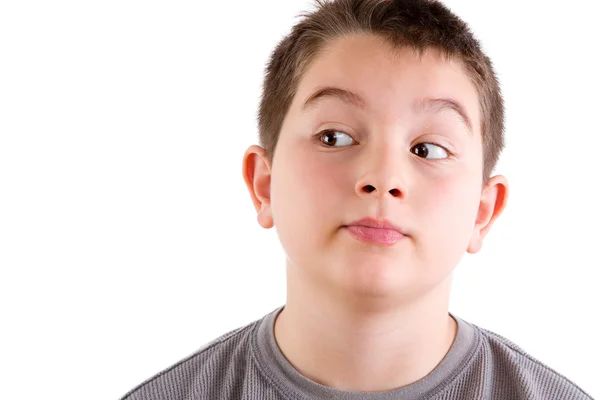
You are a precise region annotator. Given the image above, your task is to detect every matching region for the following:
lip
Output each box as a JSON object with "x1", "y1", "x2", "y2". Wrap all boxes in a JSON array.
[{"x1": 343, "y1": 218, "x2": 406, "y2": 245}]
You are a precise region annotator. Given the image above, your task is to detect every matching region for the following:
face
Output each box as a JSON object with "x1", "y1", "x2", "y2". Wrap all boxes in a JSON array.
[{"x1": 263, "y1": 34, "x2": 489, "y2": 302}]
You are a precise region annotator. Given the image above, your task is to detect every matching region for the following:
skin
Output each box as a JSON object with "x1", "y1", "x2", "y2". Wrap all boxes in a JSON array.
[{"x1": 242, "y1": 33, "x2": 508, "y2": 392}]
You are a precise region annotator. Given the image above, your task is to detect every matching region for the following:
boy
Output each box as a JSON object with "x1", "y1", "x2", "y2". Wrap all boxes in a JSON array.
[{"x1": 121, "y1": 0, "x2": 593, "y2": 399}]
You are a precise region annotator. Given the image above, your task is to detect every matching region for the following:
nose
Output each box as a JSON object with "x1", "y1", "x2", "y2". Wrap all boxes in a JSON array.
[
  {"x1": 357, "y1": 183, "x2": 402, "y2": 198},
  {"x1": 354, "y1": 150, "x2": 406, "y2": 200}
]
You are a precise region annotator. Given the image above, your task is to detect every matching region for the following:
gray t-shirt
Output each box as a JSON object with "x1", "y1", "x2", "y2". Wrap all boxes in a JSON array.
[{"x1": 120, "y1": 306, "x2": 593, "y2": 399}]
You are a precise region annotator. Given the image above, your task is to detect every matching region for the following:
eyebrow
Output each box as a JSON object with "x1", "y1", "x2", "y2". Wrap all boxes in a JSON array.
[
  {"x1": 415, "y1": 97, "x2": 473, "y2": 135},
  {"x1": 302, "y1": 86, "x2": 367, "y2": 111},
  {"x1": 301, "y1": 86, "x2": 473, "y2": 135}
]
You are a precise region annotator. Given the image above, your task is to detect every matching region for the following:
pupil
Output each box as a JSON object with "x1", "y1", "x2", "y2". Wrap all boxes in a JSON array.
[
  {"x1": 416, "y1": 144, "x2": 428, "y2": 157},
  {"x1": 323, "y1": 132, "x2": 336, "y2": 145}
]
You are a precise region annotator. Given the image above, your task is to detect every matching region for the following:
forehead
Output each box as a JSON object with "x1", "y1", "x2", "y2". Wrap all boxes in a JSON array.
[{"x1": 291, "y1": 33, "x2": 481, "y2": 134}]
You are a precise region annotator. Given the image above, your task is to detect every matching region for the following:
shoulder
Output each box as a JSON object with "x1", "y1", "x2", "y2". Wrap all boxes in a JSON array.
[
  {"x1": 119, "y1": 318, "x2": 260, "y2": 400},
  {"x1": 471, "y1": 324, "x2": 593, "y2": 400}
]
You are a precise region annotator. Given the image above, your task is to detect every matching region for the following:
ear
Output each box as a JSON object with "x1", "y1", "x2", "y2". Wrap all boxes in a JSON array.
[
  {"x1": 242, "y1": 145, "x2": 274, "y2": 229},
  {"x1": 467, "y1": 175, "x2": 509, "y2": 254}
]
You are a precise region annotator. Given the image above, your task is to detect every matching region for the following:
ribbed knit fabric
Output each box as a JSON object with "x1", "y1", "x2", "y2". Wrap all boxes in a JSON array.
[{"x1": 120, "y1": 306, "x2": 593, "y2": 400}]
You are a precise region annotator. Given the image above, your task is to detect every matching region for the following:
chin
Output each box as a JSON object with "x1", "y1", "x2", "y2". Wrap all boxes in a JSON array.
[{"x1": 333, "y1": 257, "x2": 407, "y2": 290}]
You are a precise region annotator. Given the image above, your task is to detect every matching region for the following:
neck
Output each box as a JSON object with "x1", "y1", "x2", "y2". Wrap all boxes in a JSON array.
[{"x1": 274, "y1": 265, "x2": 458, "y2": 392}]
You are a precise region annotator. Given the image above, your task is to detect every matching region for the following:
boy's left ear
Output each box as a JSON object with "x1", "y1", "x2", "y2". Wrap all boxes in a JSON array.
[{"x1": 467, "y1": 175, "x2": 509, "y2": 254}]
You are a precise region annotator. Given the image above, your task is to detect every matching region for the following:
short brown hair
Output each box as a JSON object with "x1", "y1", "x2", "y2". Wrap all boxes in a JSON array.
[{"x1": 257, "y1": 0, "x2": 504, "y2": 181}]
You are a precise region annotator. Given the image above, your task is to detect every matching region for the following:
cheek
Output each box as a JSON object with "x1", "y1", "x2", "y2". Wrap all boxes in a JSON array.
[
  {"x1": 415, "y1": 173, "x2": 480, "y2": 251},
  {"x1": 270, "y1": 148, "x2": 352, "y2": 271},
  {"x1": 277, "y1": 150, "x2": 346, "y2": 211},
  {"x1": 305, "y1": 156, "x2": 349, "y2": 199},
  {"x1": 271, "y1": 146, "x2": 347, "y2": 242}
]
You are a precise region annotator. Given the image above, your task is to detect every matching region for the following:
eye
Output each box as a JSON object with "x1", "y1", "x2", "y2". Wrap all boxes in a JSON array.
[
  {"x1": 317, "y1": 129, "x2": 356, "y2": 147},
  {"x1": 410, "y1": 143, "x2": 449, "y2": 159}
]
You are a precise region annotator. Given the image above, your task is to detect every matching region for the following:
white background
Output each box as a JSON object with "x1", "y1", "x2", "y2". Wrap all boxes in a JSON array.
[{"x1": 1, "y1": 1, "x2": 598, "y2": 399}]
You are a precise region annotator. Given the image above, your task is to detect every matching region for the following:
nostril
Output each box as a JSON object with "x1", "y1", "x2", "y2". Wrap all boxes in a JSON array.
[
  {"x1": 389, "y1": 188, "x2": 401, "y2": 197},
  {"x1": 363, "y1": 185, "x2": 376, "y2": 193}
]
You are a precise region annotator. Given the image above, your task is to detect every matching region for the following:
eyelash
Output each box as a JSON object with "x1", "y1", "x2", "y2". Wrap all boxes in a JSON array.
[{"x1": 313, "y1": 129, "x2": 454, "y2": 159}]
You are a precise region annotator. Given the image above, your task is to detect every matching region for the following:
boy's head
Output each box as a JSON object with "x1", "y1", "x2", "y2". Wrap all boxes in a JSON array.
[{"x1": 243, "y1": 0, "x2": 508, "y2": 303}]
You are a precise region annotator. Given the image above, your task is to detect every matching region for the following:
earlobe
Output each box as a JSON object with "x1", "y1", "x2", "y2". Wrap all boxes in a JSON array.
[
  {"x1": 242, "y1": 145, "x2": 274, "y2": 229},
  {"x1": 467, "y1": 175, "x2": 509, "y2": 254}
]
